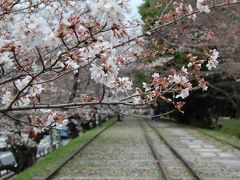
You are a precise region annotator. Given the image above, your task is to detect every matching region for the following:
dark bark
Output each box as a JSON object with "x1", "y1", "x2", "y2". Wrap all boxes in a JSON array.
[
  {"x1": 68, "y1": 68, "x2": 80, "y2": 103},
  {"x1": 176, "y1": 91, "x2": 213, "y2": 129},
  {"x1": 67, "y1": 121, "x2": 79, "y2": 139}
]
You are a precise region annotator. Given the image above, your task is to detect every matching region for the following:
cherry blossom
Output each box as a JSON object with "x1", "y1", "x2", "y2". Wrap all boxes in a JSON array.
[
  {"x1": 176, "y1": 88, "x2": 190, "y2": 99},
  {"x1": 28, "y1": 84, "x2": 44, "y2": 97},
  {"x1": 1, "y1": 1, "x2": 239, "y2": 172},
  {"x1": 181, "y1": 66, "x2": 188, "y2": 75},
  {"x1": 198, "y1": 78, "x2": 208, "y2": 91},
  {"x1": 152, "y1": 73, "x2": 160, "y2": 78},
  {"x1": 12, "y1": 15, "x2": 57, "y2": 48},
  {"x1": 143, "y1": 82, "x2": 151, "y2": 92},
  {"x1": 187, "y1": 5, "x2": 197, "y2": 21},
  {"x1": 206, "y1": 49, "x2": 220, "y2": 70},
  {"x1": 197, "y1": 0, "x2": 211, "y2": 13},
  {"x1": 169, "y1": 74, "x2": 189, "y2": 85},
  {"x1": 90, "y1": 59, "x2": 119, "y2": 88},
  {"x1": 17, "y1": 97, "x2": 31, "y2": 106},
  {"x1": 15, "y1": 76, "x2": 32, "y2": 91},
  {"x1": 112, "y1": 77, "x2": 133, "y2": 93},
  {"x1": 133, "y1": 90, "x2": 142, "y2": 104},
  {"x1": 14, "y1": 76, "x2": 44, "y2": 98},
  {"x1": 1, "y1": 91, "x2": 12, "y2": 106},
  {"x1": 0, "y1": 52, "x2": 15, "y2": 71},
  {"x1": 0, "y1": 0, "x2": 236, "y2": 130}
]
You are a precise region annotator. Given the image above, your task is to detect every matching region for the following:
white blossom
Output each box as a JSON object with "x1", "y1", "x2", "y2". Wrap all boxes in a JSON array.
[
  {"x1": 90, "y1": 59, "x2": 119, "y2": 87},
  {"x1": 0, "y1": 52, "x2": 15, "y2": 71},
  {"x1": 176, "y1": 88, "x2": 190, "y2": 99},
  {"x1": 152, "y1": 73, "x2": 160, "y2": 78},
  {"x1": 187, "y1": 62, "x2": 193, "y2": 67},
  {"x1": 1, "y1": 91, "x2": 12, "y2": 105},
  {"x1": 17, "y1": 97, "x2": 31, "y2": 106},
  {"x1": 12, "y1": 15, "x2": 58, "y2": 48},
  {"x1": 29, "y1": 84, "x2": 44, "y2": 97},
  {"x1": 181, "y1": 66, "x2": 188, "y2": 74},
  {"x1": 133, "y1": 91, "x2": 142, "y2": 104},
  {"x1": 15, "y1": 76, "x2": 44, "y2": 97},
  {"x1": 175, "y1": 3, "x2": 183, "y2": 14},
  {"x1": 90, "y1": 0, "x2": 130, "y2": 25},
  {"x1": 210, "y1": 49, "x2": 220, "y2": 61},
  {"x1": 197, "y1": 0, "x2": 211, "y2": 13},
  {"x1": 169, "y1": 74, "x2": 189, "y2": 84},
  {"x1": 64, "y1": 60, "x2": 80, "y2": 73},
  {"x1": 15, "y1": 76, "x2": 32, "y2": 91},
  {"x1": 187, "y1": 5, "x2": 196, "y2": 21},
  {"x1": 112, "y1": 77, "x2": 132, "y2": 93},
  {"x1": 206, "y1": 49, "x2": 219, "y2": 70},
  {"x1": 206, "y1": 60, "x2": 218, "y2": 70},
  {"x1": 143, "y1": 82, "x2": 151, "y2": 92}
]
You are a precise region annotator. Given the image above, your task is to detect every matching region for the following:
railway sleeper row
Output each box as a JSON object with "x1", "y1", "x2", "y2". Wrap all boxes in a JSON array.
[{"x1": 140, "y1": 119, "x2": 204, "y2": 180}]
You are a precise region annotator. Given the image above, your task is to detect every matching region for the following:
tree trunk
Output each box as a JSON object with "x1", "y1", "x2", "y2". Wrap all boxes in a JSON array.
[{"x1": 49, "y1": 129, "x2": 54, "y2": 152}]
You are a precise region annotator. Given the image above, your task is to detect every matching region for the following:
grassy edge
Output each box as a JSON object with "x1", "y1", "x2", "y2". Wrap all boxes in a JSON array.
[
  {"x1": 13, "y1": 118, "x2": 116, "y2": 180},
  {"x1": 198, "y1": 128, "x2": 240, "y2": 148}
]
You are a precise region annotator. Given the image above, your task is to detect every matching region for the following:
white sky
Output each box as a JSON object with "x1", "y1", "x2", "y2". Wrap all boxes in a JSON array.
[{"x1": 127, "y1": 0, "x2": 144, "y2": 20}]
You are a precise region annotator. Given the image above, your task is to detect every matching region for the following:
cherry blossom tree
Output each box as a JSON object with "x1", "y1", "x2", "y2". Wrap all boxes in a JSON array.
[{"x1": 0, "y1": 0, "x2": 239, "y2": 171}]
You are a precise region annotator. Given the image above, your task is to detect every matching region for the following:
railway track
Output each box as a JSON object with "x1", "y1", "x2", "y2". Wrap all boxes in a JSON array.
[
  {"x1": 5, "y1": 118, "x2": 240, "y2": 179},
  {"x1": 160, "y1": 119, "x2": 240, "y2": 151},
  {"x1": 139, "y1": 120, "x2": 169, "y2": 180},
  {"x1": 139, "y1": 119, "x2": 204, "y2": 180},
  {"x1": 44, "y1": 120, "x2": 117, "y2": 180},
  {"x1": 48, "y1": 117, "x2": 162, "y2": 179}
]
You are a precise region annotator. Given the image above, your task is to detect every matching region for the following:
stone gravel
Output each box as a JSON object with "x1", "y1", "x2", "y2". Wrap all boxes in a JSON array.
[
  {"x1": 153, "y1": 120, "x2": 240, "y2": 179},
  {"x1": 52, "y1": 118, "x2": 240, "y2": 180},
  {"x1": 54, "y1": 117, "x2": 162, "y2": 180},
  {"x1": 142, "y1": 120, "x2": 196, "y2": 180}
]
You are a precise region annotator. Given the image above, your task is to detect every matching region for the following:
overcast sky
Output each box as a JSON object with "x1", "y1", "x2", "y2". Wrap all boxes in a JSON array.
[{"x1": 127, "y1": 0, "x2": 144, "y2": 20}]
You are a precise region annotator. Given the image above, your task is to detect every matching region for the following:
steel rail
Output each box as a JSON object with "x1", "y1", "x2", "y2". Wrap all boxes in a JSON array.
[
  {"x1": 199, "y1": 130, "x2": 240, "y2": 151},
  {"x1": 44, "y1": 120, "x2": 117, "y2": 180},
  {"x1": 163, "y1": 120, "x2": 240, "y2": 151},
  {"x1": 139, "y1": 119, "x2": 171, "y2": 180},
  {"x1": 145, "y1": 120, "x2": 204, "y2": 180}
]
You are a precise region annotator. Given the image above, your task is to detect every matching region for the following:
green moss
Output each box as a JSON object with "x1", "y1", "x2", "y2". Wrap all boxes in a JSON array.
[
  {"x1": 173, "y1": 52, "x2": 187, "y2": 68},
  {"x1": 12, "y1": 118, "x2": 116, "y2": 180},
  {"x1": 139, "y1": 0, "x2": 168, "y2": 20},
  {"x1": 200, "y1": 129, "x2": 240, "y2": 147},
  {"x1": 218, "y1": 119, "x2": 240, "y2": 137},
  {"x1": 199, "y1": 118, "x2": 240, "y2": 147},
  {"x1": 133, "y1": 71, "x2": 151, "y2": 90}
]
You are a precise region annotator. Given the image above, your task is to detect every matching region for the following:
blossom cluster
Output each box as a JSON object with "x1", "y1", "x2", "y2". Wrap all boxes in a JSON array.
[
  {"x1": 140, "y1": 49, "x2": 220, "y2": 111},
  {"x1": 174, "y1": 2, "x2": 196, "y2": 21},
  {"x1": 196, "y1": 0, "x2": 211, "y2": 13},
  {"x1": 0, "y1": 0, "x2": 136, "y2": 107},
  {"x1": 173, "y1": 0, "x2": 213, "y2": 21},
  {"x1": 0, "y1": 0, "x2": 229, "y2": 132},
  {"x1": 2, "y1": 76, "x2": 44, "y2": 106}
]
